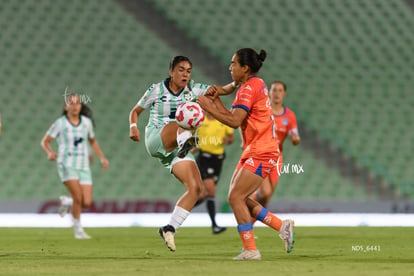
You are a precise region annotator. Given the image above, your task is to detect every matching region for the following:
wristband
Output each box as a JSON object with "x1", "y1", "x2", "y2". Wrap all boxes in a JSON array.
[
  {"x1": 231, "y1": 81, "x2": 237, "y2": 88},
  {"x1": 129, "y1": 123, "x2": 137, "y2": 129}
]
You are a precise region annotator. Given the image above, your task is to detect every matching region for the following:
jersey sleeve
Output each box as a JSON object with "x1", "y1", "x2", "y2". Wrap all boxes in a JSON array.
[
  {"x1": 232, "y1": 86, "x2": 254, "y2": 113},
  {"x1": 137, "y1": 83, "x2": 158, "y2": 109},
  {"x1": 46, "y1": 118, "x2": 61, "y2": 138},
  {"x1": 288, "y1": 110, "x2": 299, "y2": 136},
  {"x1": 190, "y1": 81, "x2": 210, "y2": 97},
  {"x1": 86, "y1": 117, "x2": 95, "y2": 139}
]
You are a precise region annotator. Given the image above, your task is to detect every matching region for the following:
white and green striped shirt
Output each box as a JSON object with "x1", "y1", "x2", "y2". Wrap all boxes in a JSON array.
[
  {"x1": 47, "y1": 115, "x2": 95, "y2": 170},
  {"x1": 137, "y1": 78, "x2": 210, "y2": 128}
]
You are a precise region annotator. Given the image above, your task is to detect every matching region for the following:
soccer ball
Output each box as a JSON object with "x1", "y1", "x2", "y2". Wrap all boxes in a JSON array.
[{"x1": 175, "y1": 102, "x2": 205, "y2": 130}]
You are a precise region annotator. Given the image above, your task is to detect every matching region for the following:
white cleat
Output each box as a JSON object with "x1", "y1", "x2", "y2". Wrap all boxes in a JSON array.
[
  {"x1": 158, "y1": 225, "x2": 176, "y2": 252},
  {"x1": 177, "y1": 136, "x2": 198, "y2": 158},
  {"x1": 279, "y1": 219, "x2": 295, "y2": 253},
  {"x1": 232, "y1": 249, "x2": 261, "y2": 261},
  {"x1": 58, "y1": 196, "x2": 70, "y2": 218},
  {"x1": 75, "y1": 229, "x2": 91, "y2": 239}
]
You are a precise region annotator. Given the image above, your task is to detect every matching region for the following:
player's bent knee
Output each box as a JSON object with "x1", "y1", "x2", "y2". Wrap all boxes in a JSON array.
[
  {"x1": 72, "y1": 196, "x2": 82, "y2": 205},
  {"x1": 188, "y1": 184, "x2": 202, "y2": 197},
  {"x1": 228, "y1": 192, "x2": 243, "y2": 207},
  {"x1": 82, "y1": 200, "x2": 92, "y2": 208}
]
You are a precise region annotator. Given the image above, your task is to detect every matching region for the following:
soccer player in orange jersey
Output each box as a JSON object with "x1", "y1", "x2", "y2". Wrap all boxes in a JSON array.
[
  {"x1": 197, "y1": 48, "x2": 294, "y2": 260},
  {"x1": 251, "y1": 81, "x2": 300, "y2": 208}
]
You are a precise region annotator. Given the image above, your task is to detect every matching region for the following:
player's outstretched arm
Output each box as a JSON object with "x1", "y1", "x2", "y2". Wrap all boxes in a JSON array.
[
  {"x1": 205, "y1": 82, "x2": 239, "y2": 98},
  {"x1": 40, "y1": 134, "x2": 57, "y2": 161},
  {"x1": 291, "y1": 132, "x2": 301, "y2": 145},
  {"x1": 197, "y1": 95, "x2": 246, "y2": 128},
  {"x1": 89, "y1": 138, "x2": 109, "y2": 171},
  {"x1": 219, "y1": 81, "x2": 239, "y2": 95},
  {"x1": 129, "y1": 104, "x2": 145, "y2": 142}
]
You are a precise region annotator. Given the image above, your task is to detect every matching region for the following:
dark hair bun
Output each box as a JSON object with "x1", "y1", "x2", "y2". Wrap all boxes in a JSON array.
[{"x1": 258, "y1": 50, "x2": 267, "y2": 62}]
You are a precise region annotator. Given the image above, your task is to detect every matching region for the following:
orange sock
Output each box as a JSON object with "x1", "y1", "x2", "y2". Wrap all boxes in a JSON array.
[
  {"x1": 256, "y1": 207, "x2": 282, "y2": 231},
  {"x1": 237, "y1": 223, "x2": 256, "y2": 250}
]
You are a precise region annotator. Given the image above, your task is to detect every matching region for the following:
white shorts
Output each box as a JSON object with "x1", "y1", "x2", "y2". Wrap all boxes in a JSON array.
[{"x1": 57, "y1": 163, "x2": 92, "y2": 185}]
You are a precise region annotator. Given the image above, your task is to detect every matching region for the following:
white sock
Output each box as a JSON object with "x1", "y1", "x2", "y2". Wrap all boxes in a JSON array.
[
  {"x1": 168, "y1": 206, "x2": 190, "y2": 230},
  {"x1": 176, "y1": 130, "x2": 192, "y2": 148},
  {"x1": 72, "y1": 218, "x2": 82, "y2": 231},
  {"x1": 62, "y1": 196, "x2": 73, "y2": 206}
]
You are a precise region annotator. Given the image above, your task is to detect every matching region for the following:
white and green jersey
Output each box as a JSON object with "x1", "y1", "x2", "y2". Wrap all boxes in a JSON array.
[
  {"x1": 47, "y1": 115, "x2": 95, "y2": 170},
  {"x1": 137, "y1": 78, "x2": 210, "y2": 128}
]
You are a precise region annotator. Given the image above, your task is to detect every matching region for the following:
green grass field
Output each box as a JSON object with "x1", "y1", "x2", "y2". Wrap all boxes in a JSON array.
[{"x1": 0, "y1": 227, "x2": 413, "y2": 276}]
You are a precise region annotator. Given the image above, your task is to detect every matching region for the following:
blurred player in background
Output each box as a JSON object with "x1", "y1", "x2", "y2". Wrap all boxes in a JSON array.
[
  {"x1": 197, "y1": 48, "x2": 294, "y2": 260},
  {"x1": 194, "y1": 111, "x2": 234, "y2": 234},
  {"x1": 41, "y1": 94, "x2": 109, "y2": 239},
  {"x1": 129, "y1": 56, "x2": 236, "y2": 252},
  {"x1": 251, "y1": 81, "x2": 300, "y2": 209}
]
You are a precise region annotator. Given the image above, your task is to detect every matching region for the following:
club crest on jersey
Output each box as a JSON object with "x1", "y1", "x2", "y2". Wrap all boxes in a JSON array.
[
  {"x1": 282, "y1": 118, "x2": 288, "y2": 126},
  {"x1": 182, "y1": 90, "x2": 194, "y2": 102}
]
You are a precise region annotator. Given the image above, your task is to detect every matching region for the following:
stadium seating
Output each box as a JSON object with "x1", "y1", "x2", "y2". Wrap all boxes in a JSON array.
[
  {"x1": 0, "y1": 0, "x2": 412, "y2": 204},
  {"x1": 0, "y1": 0, "x2": 195, "y2": 201},
  {"x1": 149, "y1": 0, "x2": 414, "y2": 199}
]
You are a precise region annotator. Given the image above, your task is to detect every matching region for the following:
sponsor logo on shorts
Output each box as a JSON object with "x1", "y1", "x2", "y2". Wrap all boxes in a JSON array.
[{"x1": 246, "y1": 158, "x2": 255, "y2": 167}]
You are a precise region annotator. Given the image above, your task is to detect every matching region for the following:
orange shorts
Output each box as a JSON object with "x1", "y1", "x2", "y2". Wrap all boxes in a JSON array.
[{"x1": 236, "y1": 153, "x2": 281, "y2": 179}]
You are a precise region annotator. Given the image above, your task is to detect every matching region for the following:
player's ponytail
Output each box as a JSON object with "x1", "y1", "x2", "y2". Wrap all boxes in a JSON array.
[
  {"x1": 236, "y1": 48, "x2": 267, "y2": 74},
  {"x1": 80, "y1": 104, "x2": 96, "y2": 127},
  {"x1": 258, "y1": 50, "x2": 267, "y2": 62}
]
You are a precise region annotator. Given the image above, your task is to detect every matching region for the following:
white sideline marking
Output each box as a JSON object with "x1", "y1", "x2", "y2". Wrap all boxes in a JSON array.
[{"x1": 0, "y1": 213, "x2": 413, "y2": 227}]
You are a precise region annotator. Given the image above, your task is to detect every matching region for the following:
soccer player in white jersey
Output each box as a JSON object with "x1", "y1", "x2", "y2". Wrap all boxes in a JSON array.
[
  {"x1": 129, "y1": 56, "x2": 236, "y2": 252},
  {"x1": 41, "y1": 94, "x2": 109, "y2": 239}
]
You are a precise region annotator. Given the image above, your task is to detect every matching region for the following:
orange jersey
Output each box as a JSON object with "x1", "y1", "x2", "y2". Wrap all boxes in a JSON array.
[
  {"x1": 274, "y1": 106, "x2": 298, "y2": 152},
  {"x1": 232, "y1": 76, "x2": 279, "y2": 159}
]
